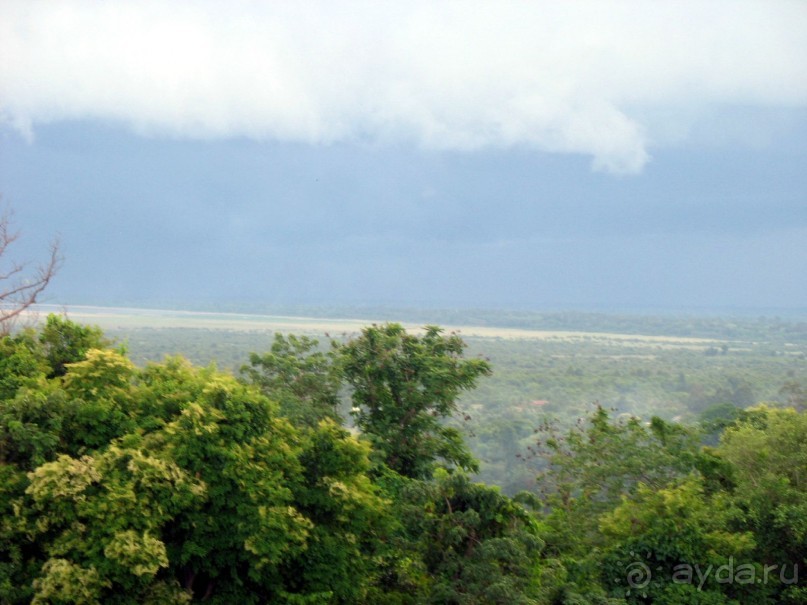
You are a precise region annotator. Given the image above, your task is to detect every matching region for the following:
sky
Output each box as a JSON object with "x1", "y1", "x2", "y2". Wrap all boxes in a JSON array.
[{"x1": 1, "y1": 1, "x2": 806, "y2": 313}]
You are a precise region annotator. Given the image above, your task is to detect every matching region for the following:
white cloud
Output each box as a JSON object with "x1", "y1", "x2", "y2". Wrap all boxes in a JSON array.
[{"x1": 1, "y1": 0, "x2": 805, "y2": 173}]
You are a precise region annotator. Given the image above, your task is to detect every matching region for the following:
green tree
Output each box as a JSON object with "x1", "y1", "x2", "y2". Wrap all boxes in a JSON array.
[
  {"x1": 715, "y1": 405, "x2": 807, "y2": 578},
  {"x1": 0, "y1": 329, "x2": 47, "y2": 401},
  {"x1": 340, "y1": 323, "x2": 491, "y2": 479},
  {"x1": 1, "y1": 320, "x2": 397, "y2": 603},
  {"x1": 38, "y1": 314, "x2": 107, "y2": 378},
  {"x1": 536, "y1": 406, "x2": 704, "y2": 558},
  {"x1": 0, "y1": 313, "x2": 106, "y2": 400},
  {"x1": 391, "y1": 470, "x2": 545, "y2": 605},
  {"x1": 25, "y1": 446, "x2": 203, "y2": 604},
  {"x1": 282, "y1": 420, "x2": 392, "y2": 603},
  {"x1": 241, "y1": 333, "x2": 342, "y2": 428},
  {"x1": 598, "y1": 477, "x2": 758, "y2": 604},
  {"x1": 59, "y1": 349, "x2": 138, "y2": 455},
  {"x1": 0, "y1": 382, "x2": 65, "y2": 471}
]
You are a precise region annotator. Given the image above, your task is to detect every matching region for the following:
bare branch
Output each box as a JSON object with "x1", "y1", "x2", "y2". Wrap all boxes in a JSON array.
[
  {"x1": 0, "y1": 261, "x2": 26, "y2": 283},
  {"x1": 0, "y1": 208, "x2": 63, "y2": 336},
  {"x1": 0, "y1": 209, "x2": 21, "y2": 257}
]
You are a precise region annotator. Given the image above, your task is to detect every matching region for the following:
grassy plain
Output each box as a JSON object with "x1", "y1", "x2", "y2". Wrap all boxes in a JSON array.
[{"x1": 35, "y1": 304, "x2": 725, "y2": 346}]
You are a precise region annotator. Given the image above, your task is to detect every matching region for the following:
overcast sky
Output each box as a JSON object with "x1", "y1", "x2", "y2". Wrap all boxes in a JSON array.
[{"x1": 1, "y1": 1, "x2": 806, "y2": 312}]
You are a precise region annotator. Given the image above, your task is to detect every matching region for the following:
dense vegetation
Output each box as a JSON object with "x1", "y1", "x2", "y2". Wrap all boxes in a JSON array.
[
  {"x1": 108, "y1": 314, "x2": 806, "y2": 495},
  {"x1": 1, "y1": 314, "x2": 805, "y2": 603}
]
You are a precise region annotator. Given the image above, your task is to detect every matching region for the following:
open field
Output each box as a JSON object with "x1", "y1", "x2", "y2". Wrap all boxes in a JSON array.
[{"x1": 31, "y1": 304, "x2": 728, "y2": 350}]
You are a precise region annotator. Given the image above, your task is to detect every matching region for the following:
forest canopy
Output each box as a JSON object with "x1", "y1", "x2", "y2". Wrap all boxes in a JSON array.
[{"x1": 0, "y1": 316, "x2": 805, "y2": 603}]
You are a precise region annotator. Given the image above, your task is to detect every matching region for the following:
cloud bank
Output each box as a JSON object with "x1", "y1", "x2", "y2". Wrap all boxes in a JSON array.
[{"x1": 1, "y1": 0, "x2": 806, "y2": 173}]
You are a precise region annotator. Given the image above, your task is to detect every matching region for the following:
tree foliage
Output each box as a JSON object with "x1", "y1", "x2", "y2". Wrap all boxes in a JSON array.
[
  {"x1": 0, "y1": 317, "x2": 394, "y2": 603},
  {"x1": 340, "y1": 323, "x2": 491, "y2": 479},
  {"x1": 535, "y1": 405, "x2": 704, "y2": 557},
  {"x1": 533, "y1": 405, "x2": 807, "y2": 604},
  {"x1": 241, "y1": 333, "x2": 342, "y2": 428},
  {"x1": 598, "y1": 478, "x2": 757, "y2": 604},
  {"x1": 716, "y1": 405, "x2": 807, "y2": 572},
  {"x1": 396, "y1": 470, "x2": 545, "y2": 604},
  {"x1": 2, "y1": 316, "x2": 806, "y2": 604}
]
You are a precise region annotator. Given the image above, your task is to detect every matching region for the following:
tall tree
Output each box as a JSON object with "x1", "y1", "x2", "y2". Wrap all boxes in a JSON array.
[
  {"x1": 241, "y1": 333, "x2": 342, "y2": 428},
  {"x1": 340, "y1": 323, "x2": 491, "y2": 479}
]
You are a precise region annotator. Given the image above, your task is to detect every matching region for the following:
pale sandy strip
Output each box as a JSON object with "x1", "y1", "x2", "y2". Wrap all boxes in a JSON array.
[{"x1": 27, "y1": 305, "x2": 722, "y2": 346}]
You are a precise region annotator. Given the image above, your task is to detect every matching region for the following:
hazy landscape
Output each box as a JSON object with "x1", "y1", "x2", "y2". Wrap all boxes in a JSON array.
[
  {"x1": 27, "y1": 304, "x2": 805, "y2": 495},
  {"x1": 2, "y1": 2, "x2": 806, "y2": 603}
]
